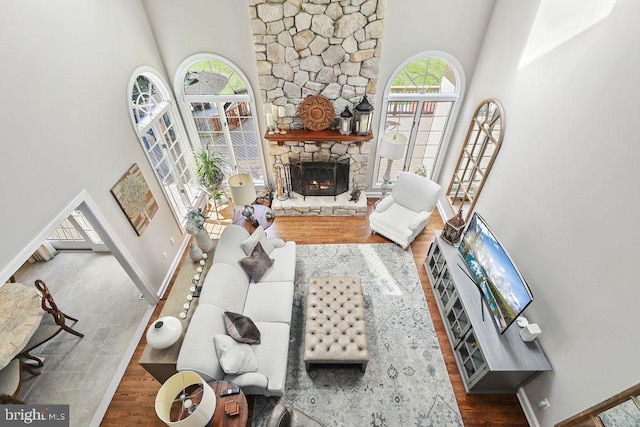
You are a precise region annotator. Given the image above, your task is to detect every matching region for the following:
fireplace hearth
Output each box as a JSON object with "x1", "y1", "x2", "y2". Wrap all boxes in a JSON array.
[{"x1": 290, "y1": 159, "x2": 349, "y2": 200}]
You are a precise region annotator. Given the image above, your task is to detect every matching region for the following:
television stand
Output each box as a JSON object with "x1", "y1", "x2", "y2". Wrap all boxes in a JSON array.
[{"x1": 425, "y1": 231, "x2": 552, "y2": 393}]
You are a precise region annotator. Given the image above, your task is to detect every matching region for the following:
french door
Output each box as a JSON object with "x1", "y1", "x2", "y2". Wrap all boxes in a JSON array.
[{"x1": 378, "y1": 97, "x2": 454, "y2": 183}]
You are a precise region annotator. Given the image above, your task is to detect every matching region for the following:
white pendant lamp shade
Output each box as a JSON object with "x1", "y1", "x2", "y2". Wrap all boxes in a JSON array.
[
  {"x1": 379, "y1": 132, "x2": 408, "y2": 160},
  {"x1": 228, "y1": 173, "x2": 257, "y2": 207},
  {"x1": 146, "y1": 316, "x2": 183, "y2": 349},
  {"x1": 155, "y1": 371, "x2": 216, "y2": 426}
]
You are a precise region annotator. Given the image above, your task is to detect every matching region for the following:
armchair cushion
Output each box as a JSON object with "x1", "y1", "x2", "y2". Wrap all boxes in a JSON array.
[
  {"x1": 391, "y1": 172, "x2": 441, "y2": 212},
  {"x1": 409, "y1": 211, "x2": 431, "y2": 231}
]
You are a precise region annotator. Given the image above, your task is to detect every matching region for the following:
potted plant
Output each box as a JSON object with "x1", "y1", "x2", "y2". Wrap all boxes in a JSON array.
[
  {"x1": 186, "y1": 208, "x2": 215, "y2": 253},
  {"x1": 194, "y1": 149, "x2": 229, "y2": 196}
]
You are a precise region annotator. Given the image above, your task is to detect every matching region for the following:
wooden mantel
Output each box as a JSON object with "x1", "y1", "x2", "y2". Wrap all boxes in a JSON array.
[{"x1": 264, "y1": 129, "x2": 374, "y2": 145}]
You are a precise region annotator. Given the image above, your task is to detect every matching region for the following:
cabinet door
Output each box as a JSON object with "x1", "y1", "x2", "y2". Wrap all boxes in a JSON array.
[
  {"x1": 455, "y1": 328, "x2": 487, "y2": 387},
  {"x1": 426, "y1": 243, "x2": 446, "y2": 279},
  {"x1": 434, "y1": 268, "x2": 457, "y2": 308},
  {"x1": 444, "y1": 295, "x2": 470, "y2": 342}
]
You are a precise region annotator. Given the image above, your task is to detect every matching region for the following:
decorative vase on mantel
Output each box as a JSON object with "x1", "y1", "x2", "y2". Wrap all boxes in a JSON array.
[
  {"x1": 188, "y1": 242, "x2": 204, "y2": 262},
  {"x1": 195, "y1": 229, "x2": 215, "y2": 253}
]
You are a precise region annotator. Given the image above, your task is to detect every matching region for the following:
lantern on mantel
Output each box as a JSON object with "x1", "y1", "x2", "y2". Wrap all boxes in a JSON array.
[
  {"x1": 353, "y1": 95, "x2": 374, "y2": 136},
  {"x1": 339, "y1": 106, "x2": 353, "y2": 135},
  {"x1": 442, "y1": 209, "x2": 465, "y2": 245}
]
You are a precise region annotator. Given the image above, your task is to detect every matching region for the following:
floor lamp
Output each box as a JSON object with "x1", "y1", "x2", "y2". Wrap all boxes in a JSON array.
[
  {"x1": 378, "y1": 132, "x2": 408, "y2": 201},
  {"x1": 228, "y1": 173, "x2": 259, "y2": 227}
]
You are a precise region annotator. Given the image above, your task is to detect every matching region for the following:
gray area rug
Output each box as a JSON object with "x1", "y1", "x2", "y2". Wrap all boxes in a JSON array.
[{"x1": 252, "y1": 243, "x2": 462, "y2": 426}]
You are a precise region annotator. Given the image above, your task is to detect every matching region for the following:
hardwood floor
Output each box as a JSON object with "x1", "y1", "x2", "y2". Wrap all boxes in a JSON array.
[{"x1": 101, "y1": 199, "x2": 528, "y2": 426}]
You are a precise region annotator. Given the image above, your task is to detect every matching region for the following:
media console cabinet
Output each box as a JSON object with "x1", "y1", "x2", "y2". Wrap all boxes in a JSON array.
[{"x1": 425, "y1": 231, "x2": 552, "y2": 393}]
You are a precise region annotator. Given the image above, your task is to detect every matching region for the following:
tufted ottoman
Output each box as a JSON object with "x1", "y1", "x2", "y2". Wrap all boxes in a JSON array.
[{"x1": 304, "y1": 277, "x2": 369, "y2": 372}]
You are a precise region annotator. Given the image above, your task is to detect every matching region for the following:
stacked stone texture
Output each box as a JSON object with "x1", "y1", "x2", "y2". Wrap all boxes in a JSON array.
[
  {"x1": 250, "y1": 0, "x2": 384, "y2": 127},
  {"x1": 249, "y1": 0, "x2": 385, "y2": 209}
]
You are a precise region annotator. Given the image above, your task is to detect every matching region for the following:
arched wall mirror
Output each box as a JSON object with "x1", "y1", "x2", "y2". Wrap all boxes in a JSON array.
[{"x1": 446, "y1": 98, "x2": 505, "y2": 222}]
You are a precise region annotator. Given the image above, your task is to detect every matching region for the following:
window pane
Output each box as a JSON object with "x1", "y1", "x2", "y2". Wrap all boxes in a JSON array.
[
  {"x1": 131, "y1": 72, "x2": 197, "y2": 222},
  {"x1": 391, "y1": 57, "x2": 456, "y2": 94},
  {"x1": 181, "y1": 58, "x2": 264, "y2": 185},
  {"x1": 185, "y1": 60, "x2": 246, "y2": 96}
]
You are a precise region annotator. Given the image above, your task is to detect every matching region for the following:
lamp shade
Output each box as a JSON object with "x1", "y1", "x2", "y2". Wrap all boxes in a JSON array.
[
  {"x1": 228, "y1": 173, "x2": 257, "y2": 207},
  {"x1": 379, "y1": 132, "x2": 408, "y2": 160},
  {"x1": 146, "y1": 316, "x2": 183, "y2": 349},
  {"x1": 155, "y1": 371, "x2": 216, "y2": 426}
]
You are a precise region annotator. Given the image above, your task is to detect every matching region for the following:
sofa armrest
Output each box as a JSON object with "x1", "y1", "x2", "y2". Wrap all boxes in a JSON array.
[
  {"x1": 374, "y1": 195, "x2": 395, "y2": 213},
  {"x1": 409, "y1": 211, "x2": 431, "y2": 231},
  {"x1": 226, "y1": 372, "x2": 269, "y2": 394}
]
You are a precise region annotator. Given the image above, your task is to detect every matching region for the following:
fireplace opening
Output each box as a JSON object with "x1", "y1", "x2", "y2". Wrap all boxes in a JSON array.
[{"x1": 290, "y1": 158, "x2": 350, "y2": 200}]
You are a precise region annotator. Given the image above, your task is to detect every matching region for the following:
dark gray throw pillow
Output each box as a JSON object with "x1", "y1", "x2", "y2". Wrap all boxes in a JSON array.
[
  {"x1": 223, "y1": 311, "x2": 261, "y2": 344},
  {"x1": 239, "y1": 242, "x2": 274, "y2": 282}
]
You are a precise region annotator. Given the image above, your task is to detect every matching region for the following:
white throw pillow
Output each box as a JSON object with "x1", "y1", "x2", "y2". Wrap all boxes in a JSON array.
[
  {"x1": 240, "y1": 226, "x2": 275, "y2": 255},
  {"x1": 268, "y1": 238, "x2": 286, "y2": 249},
  {"x1": 214, "y1": 334, "x2": 258, "y2": 374}
]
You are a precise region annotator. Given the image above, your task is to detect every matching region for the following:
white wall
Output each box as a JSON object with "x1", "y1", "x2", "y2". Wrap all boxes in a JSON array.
[
  {"x1": 142, "y1": 0, "x2": 496, "y2": 187},
  {"x1": 443, "y1": 0, "x2": 640, "y2": 423},
  {"x1": 378, "y1": 0, "x2": 495, "y2": 90},
  {"x1": 0, "y1": 0, "x2": 184, "y2": 293}
]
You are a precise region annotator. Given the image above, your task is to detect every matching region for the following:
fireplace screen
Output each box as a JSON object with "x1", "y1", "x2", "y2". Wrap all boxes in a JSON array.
[{"x1": 290, "y1": 158, "x2": 350, "y2": 199}]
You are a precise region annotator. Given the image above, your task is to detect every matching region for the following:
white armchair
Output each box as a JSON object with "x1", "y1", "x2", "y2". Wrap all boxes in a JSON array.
[{"x1": 369, "y1": 172, "x2": 442, "y2": 249}]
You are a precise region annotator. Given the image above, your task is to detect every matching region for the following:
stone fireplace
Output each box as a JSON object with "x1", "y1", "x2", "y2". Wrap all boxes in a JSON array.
[
  {"x1": 249, "y1": 0, "x2": 385, "y2": 215},
  {"x1": 290, "y1": 158, "x2": 349, "y2": 199}
]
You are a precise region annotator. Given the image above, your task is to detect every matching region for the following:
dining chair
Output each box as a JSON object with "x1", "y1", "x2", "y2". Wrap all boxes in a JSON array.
[
  {"x1": 0, "y1": 359, "x2": 40, "y2": 404},
  {"x1": 20, "y1": 279, "x2": 84, "y2": 367}
]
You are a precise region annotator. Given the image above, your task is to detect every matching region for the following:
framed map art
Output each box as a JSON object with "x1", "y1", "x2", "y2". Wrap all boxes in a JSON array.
[{"x1": 111, "y1": 163, "x2": 159, "y2": 236}]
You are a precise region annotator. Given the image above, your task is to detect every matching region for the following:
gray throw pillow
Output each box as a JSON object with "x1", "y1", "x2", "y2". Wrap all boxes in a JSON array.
[
  {"x1": 239, "y1": 242, "x2": 274, "y2": 282},
  {"x1": 223, "y1": 311, "x2": 261, "y2": 344}
]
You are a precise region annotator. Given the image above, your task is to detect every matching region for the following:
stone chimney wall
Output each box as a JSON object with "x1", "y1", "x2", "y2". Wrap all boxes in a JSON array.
[
  {"x1": 249, "y1": 0, "x2": 385, "y2": 189},
  {"x1": 250, "y1": 0, "x2": 385, "y2": 127}
]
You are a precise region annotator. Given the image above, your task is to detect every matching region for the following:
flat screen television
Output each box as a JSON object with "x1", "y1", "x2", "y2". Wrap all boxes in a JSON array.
[{"x1": 458, "y1": 212, "x2": 533, "y2": 334}]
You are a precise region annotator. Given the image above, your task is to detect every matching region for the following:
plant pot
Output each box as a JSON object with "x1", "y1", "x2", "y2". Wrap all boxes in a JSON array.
[{"x1": 195, "y1": 229, "x2": 215, "y2": 253}]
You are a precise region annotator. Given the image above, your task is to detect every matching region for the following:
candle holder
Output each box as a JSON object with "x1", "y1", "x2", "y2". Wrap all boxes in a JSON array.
[{"x1": 279, "y1": 116, "x2": 287, "y2": 134}]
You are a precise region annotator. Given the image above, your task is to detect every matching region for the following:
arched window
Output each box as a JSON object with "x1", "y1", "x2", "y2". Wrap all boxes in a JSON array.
[
  {"x1": 128, "y1": 67, "x2": 198, "y2": 225},
  {"x1": 374, "y1": 53, "x2": 465, "y2": 186},
  {"x1": 175, "y1": 54, "x2": 265, "y2": 185}
]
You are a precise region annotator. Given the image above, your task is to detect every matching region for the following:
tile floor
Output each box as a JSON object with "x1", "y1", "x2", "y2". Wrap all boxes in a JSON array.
[{"x1": 13, "y1": 251, "x2": 151, "y2": 427}]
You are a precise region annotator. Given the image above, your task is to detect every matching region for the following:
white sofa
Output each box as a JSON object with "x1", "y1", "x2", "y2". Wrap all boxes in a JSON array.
[
  {"x1": 176, "y1": 224, "x2": 296, "y2": 396},
  {"x1": 369, "y1": 172, "x2": 442, "y2": 249}
]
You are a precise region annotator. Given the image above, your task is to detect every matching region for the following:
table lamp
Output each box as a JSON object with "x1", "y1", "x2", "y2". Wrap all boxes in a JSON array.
[
  {"x1": 378, "y1": 132, "x2": 408, "y2": 200},
  {"x1": 155, "y1": 371, "x2": 216, "y2": 426},
  {"x1": 228, "y1": 173, "x2": 258, "y2": 227}
]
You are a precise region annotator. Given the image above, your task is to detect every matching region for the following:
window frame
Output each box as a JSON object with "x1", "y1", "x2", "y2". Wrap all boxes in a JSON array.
[
  {"x1": 127, "y1": 66, "x2": 199, "y2": 229},
  {"x1": 373, "y1": 51, "x2": 466, "y2": 188},
  {"x1": 173, "y1": 53, "x2": 266, "y2": 186}
]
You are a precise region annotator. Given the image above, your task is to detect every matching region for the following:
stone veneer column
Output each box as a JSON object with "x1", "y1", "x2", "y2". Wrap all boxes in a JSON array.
[{"x1": 249, "y1": 0, "x2": 385, "y2": 190}]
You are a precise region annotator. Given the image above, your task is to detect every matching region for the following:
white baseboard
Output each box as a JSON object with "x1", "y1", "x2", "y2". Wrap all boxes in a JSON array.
[{"x1": 517, "y1": 387, "x2": 540, "y2": 427}]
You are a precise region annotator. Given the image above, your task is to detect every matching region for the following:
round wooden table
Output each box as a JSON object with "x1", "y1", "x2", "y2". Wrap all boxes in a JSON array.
[
  {"x1": 207, "y1": 380, "x2": 248, "y2": 427},
  {"x1": 232, "y1": 204, "x2": 274, "y2": 231}
]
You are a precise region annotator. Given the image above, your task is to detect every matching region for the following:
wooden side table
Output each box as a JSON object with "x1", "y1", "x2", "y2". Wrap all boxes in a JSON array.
[
  {"x1": 232, "y1": 204, "x2": 274, "y2": 231},
  {"x1": 208, "y1": 380, "x2": 248, "y2": 427}
]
